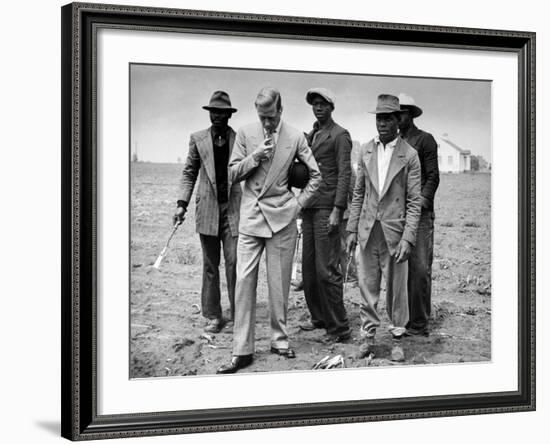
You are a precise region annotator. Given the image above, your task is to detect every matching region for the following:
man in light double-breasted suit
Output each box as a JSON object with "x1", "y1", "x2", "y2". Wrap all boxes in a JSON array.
[
  {"x1": 347, "y1": 94, "x2": 422, "y2": 362},
  {"x1": 217, "y1": 87, "x2": 322, "y2": 374},
  {"x1": 174, "y1": 91, "x2": 242, "y2": 334}
]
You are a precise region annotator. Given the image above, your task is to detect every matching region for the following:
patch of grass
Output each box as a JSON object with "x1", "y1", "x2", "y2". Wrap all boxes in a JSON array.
[{"x1": 176, "y1": 246, "x2": 199, "y2": 265}]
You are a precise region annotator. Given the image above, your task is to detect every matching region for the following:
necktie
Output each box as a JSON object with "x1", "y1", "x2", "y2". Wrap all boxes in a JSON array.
[{"x1": 266, "y1": 129, "x2": 276, "y2": 161}]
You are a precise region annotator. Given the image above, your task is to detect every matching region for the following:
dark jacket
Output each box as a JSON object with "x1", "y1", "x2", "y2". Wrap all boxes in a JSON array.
[
  {"x1": 304, "y1": 119, "x2": 352, "y2": 209},
  {"x1": 400, "y1": 124, "x2": 439, "y2": 211}
]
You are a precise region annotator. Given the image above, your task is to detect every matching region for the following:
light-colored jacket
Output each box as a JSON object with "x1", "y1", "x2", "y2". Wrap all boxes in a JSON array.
[
  {"x1": 347, "y1": 137, "x2": 421, "y2": 255},
  {"x1": 179, "y1": 127, "x2": 242, "y2": 237},
  {"x1": 229, "y1": 121, "x2": 322, "y2": 237}
]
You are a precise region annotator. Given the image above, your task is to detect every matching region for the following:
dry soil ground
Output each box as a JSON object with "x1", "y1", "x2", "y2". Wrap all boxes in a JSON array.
[{"x1": 130, "y1": 163, "x2": 491, "y2": 378}]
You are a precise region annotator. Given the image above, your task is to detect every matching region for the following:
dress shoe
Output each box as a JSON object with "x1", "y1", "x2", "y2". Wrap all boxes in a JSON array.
[
  {"x1": 216, "y1": 355, "x2": 253, "y2": 374},
  {"x1": 390, "y1": 339, "x2": 405, "y2": 362},
  {"x1": 270, "y1": 347, "x2": 296, "y2": 358},
  {"x1": 321, "y1": 330, "x2": 352, "y2": 344},
  {"x1": 404, "y1": 326, "x2": 429, "y2": 337},
  {"x1": 299, "y1": 320, "x2": 325, "y2": 331},
  {"x1": 204, "y1": 318, "x2": 225, "y2": 333},
  {"x1": 223, "y1": 319, "x2": 234, "y2": 332},
  {"x1": 355, "y1": 337, "x2": 375, "y2": 359}
]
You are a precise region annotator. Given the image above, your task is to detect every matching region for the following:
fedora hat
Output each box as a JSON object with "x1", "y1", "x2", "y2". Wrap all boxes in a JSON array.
[
  {"x1": 398, "y1": 93, "x2": 423, "y2": 118},
  {"x1": 305, "y1": 87, "x2": 335, "y2": 106},
  {"x1": 369, "y1": 94, "x2": 401, "y2": 114},
  {"x1": 288, "y1": 159, "x2": 309, "y2": 189},
  {"x1": 202, "y1": 90, "x2": 237, "y2": 113}
]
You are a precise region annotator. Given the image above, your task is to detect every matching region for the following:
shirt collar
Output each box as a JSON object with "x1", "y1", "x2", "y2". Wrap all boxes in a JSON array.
[
  {"x1": 400, "y1": 123, "x2": 419, "y2": 139},
  {"x1": 374, "y1": 134, "x2": 399, "y2": 149},
  {"x1": 211, "y1": 126, "x2": 230, "y2": 139},
  {"x1": 313, "y1": 117, "x2": 335, "y2": 132},
  {"x1": 264, "y1": 120, "x2": 283, "y2": 137}
]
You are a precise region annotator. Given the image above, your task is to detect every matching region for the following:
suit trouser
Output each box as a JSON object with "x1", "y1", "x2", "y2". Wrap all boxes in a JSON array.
[
  {"x1": 232, "y1": 221, "x2": 298, "y2": 356},
  {"x1": 357, "y1": 221, "x2": 409, "y2": 339},
  {"x1": 198, "y1": 203, "x2": 237, "y2": 321},
  {"x1": 407, "y1": 209, "x2": 435, "y2": 330},
  {"x1": 302, "y1": 208, "x2": 350, "y2": 336}
]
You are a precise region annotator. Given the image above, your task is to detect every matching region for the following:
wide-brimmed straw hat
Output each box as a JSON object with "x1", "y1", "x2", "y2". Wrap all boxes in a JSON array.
[
  {"x1": 202, "y1": 90, "x2": 238, "y2": 113},
  {"x1": 368, "y1": 94, "x2": 401, "y2": 114},
  {"x1": 398, "y1": 93, "x2": 423, "y2": 118}
]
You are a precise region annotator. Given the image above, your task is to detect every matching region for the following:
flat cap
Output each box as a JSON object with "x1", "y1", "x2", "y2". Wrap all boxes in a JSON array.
[{"x1": 305, "y1": 87, "x2": 335, "y2": 106}]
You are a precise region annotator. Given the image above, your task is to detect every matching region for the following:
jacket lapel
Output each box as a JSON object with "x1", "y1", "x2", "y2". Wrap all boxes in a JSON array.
[
  {"x1": 228, "y1": 128, "x2": 236, "y2": 157},
  {"x1": 196, "y1": 130, "x2": 217, "y2": 199},
  {"x1": 226, "y1": 128, "x2": 236, "y2": 198},
  {"x1": 260, "y1": 122, "x2": 293, "y2": 196},
  {"x1": 363, "y1": 141, "x2": 379, "y2": 197},
  {"x1": 309, "y1": 120, "x2": 333, "y2": 153},
  {"x1": 311, "y1": 130, "x2": 330, "y2": 153},
  {"x1": 379, "y1": 138, "x2": 407, "y2": 200}
]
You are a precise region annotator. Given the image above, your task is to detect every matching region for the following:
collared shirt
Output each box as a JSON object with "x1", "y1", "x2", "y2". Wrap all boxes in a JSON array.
[
  {"x1": 374, "y1": 135, "x2": 399, "y2": 194},
  {"x1": 210, "y1": 126, "x2": 230, "y2": 204}
]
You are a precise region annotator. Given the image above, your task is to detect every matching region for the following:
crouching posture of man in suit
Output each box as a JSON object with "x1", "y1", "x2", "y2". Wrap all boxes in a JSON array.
[
  {"x1": 174, "y1": 91, "x2": 242, "y2": 334},
  {"x1": 346, "y1": 94, "x2": 421, "y2": 362},
  {"x1": 217, "y1": 87, "x2": 321, "y2": 374}
]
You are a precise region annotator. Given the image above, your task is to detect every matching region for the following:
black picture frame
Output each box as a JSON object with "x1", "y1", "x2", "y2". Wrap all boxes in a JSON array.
[{"x1": 61, "y1": 2, "x2": 536, "y2": 440}]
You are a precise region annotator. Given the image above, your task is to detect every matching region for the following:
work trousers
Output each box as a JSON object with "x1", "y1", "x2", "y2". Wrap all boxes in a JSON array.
[
  {"x1": 198, "y1": 203, "x2": 237, "y2": 321},
  {"x1": 232, "y1": 221, "x2": 297, "y2": 356},
  {"x1": 407, "y1": 209, "x2": 435, "y2": 330},
  {"x1": 302, "y1": 208, "x2": 350, "y2": 336},
  {"x1": 357, "y1": 221, "x2": 409, "y2": 338}
]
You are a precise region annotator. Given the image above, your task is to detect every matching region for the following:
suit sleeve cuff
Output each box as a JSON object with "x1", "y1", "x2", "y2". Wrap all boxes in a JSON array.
[
  {"x1": 177, "y1": 200, "x2": 188, "y2": 209},
  {"x1": 401, "y1": 229, "x2": 416, "y2": 246}
]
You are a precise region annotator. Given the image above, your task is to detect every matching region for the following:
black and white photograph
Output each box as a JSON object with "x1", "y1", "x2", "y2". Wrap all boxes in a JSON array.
[
  {"x1": 129, "y1": 64, "x2": 492, "y2": 378},
  {"x1": 2, "y1": 0, "x2": 546, "y2": 442}
]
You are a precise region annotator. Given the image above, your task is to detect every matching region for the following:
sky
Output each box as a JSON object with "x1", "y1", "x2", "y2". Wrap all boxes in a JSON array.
[{"x1": 130, "y1": 64, "x2": 491, "y2": 163}]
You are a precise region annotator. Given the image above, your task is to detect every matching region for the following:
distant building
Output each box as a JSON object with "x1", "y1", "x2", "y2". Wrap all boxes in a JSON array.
[
  {"x1": 437, "y1": 133, "x2": 471, "y2": 173},
  {"x1": 471, "y1": 155, "x2": 490, "y2": 172}
]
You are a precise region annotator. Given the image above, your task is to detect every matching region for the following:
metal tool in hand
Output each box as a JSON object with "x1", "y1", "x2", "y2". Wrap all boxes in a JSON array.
[
  {"x1": 343, "y1": 251, "x2": 353, "y2": 293},
  {"x1": 291, "y1": 219, "x2": 302, "y2": 282},
  {"x1": 152, "y1": 220, "x2": 182, "y2": 269}
]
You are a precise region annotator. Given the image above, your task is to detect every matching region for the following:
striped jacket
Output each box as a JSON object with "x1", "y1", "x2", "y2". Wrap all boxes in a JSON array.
[{"x1": 179, "y1": 127, "x2": 242, "y2": 237}]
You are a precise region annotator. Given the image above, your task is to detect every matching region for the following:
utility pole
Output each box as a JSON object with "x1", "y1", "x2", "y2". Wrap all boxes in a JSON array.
[{"x1": 132, "y1": 141, "x2": 139, "y2": 162}]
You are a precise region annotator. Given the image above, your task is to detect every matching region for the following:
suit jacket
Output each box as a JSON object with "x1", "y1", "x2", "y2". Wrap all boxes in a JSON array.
[
  {"x1": 179, "y1": 127, "x2": 242, "y2": 237},
  {"x1": 347, "y1": 137, "x2": 422, "y2": 255},
  {"x1": 229, "y1": 121, "x2": 322, "y2": 237},
  {"x1": 304, "y1": 119, "x2": 352, "y2": 210},
  {"x1": 400, "y1": 124, "x2": 440, "y2": 211}
]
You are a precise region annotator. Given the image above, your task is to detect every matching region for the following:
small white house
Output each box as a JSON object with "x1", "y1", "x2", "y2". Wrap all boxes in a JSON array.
[{"x1": 437, "y1": 133, "x2": 471, "y2": 173}]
